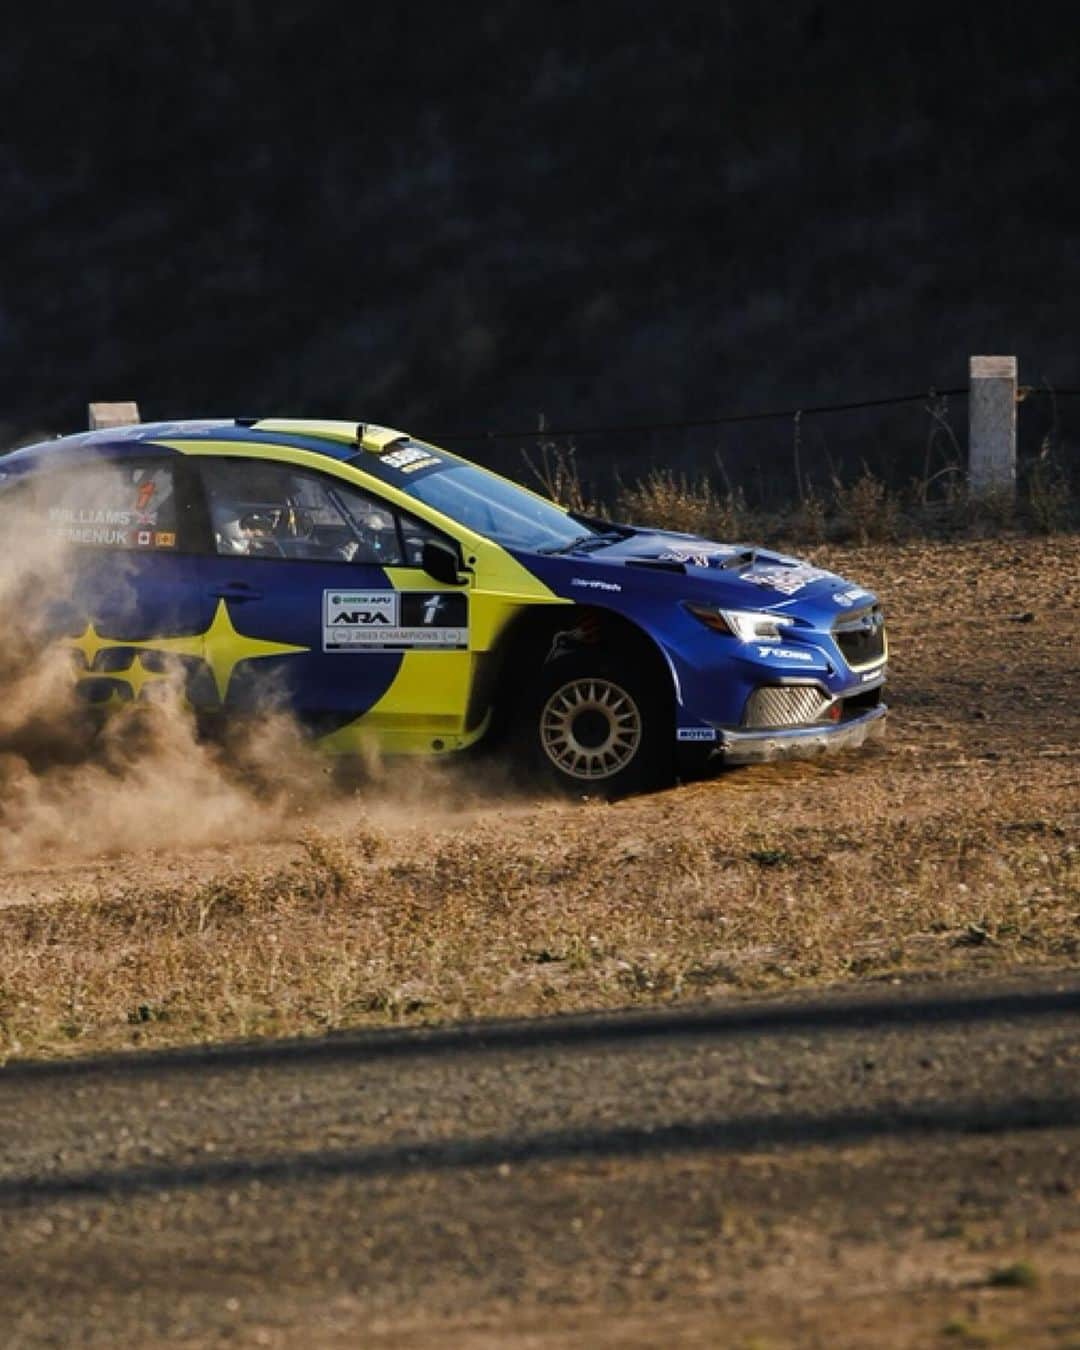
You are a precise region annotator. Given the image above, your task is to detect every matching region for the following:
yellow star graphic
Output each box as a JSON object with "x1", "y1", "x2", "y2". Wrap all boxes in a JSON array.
[
  {"x1": 67, "y1": 621, "x2": 204, "y2": 668},
  {"x1": 67, "y1": 622, "x2": 105, "y2": 667},
  {"x1": 66, "y1": 601, "x2": 308, "y2": 705},
  {"x1": 120, "y1": 655, "x2": 168, "y2": 701},
  {"x1": 202, "y1": 598, "x2": 307, "y2": 701}
]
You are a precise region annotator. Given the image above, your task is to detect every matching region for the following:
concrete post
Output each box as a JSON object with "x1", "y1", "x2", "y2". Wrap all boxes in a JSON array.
[
  {"x1": 88, "y1": 401, "x2": 140, "y2": 430},
  {"x1": 968, "y1": 356, "x2": 1016, "y2": 497}
]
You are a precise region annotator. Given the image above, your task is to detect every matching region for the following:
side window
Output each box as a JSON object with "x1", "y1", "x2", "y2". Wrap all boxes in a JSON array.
[
  {"x1": 200, "y1": 459, "x2": 404, "y2": 565},
  {"x1": 5, "y1": 460, "x2": 181, "y2": 552},
  {"x1": 399, "y1": 509, "x2": 453, "y2": 568}
]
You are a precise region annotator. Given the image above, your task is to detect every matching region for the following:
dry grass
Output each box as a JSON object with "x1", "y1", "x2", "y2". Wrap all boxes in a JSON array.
[
  {"x1": 0, "y1": 535, "x2": 1077, "y2": 1062},
  {"x1": 616, "y1": 468, "x2": 747, "y2": 540},
  {"x1": 528, "y1": 442, "x2": 1075, "y2": 544},
  {"x1": 0, "y1": 763, "x2": 1074, "y2": 1062}
]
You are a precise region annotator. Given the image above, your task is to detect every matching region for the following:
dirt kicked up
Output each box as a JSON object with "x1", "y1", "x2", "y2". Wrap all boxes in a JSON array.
[{"x1": 0, "y1": 534, "x2": 1076, "y2": 1063}]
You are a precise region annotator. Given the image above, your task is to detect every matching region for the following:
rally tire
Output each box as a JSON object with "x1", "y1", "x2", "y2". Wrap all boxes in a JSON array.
[{"x1": 517, "y1": 655, "x2": 670, "y2": 797}]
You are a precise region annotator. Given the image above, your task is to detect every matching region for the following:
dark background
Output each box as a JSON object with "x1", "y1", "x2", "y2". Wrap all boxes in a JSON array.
[{"x1": 2, "y1": 2, "x2": 1076, "y2": 498}]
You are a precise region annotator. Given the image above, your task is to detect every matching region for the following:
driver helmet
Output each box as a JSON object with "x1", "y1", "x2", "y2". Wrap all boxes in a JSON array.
[{"x1": 210, "y1": 498, "x2": 253, "y2": 554}]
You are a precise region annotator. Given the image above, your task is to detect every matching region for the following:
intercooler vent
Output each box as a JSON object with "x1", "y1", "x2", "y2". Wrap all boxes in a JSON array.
[{"x1": 741, "y1": 685, "x2": 830, "y2": 728}]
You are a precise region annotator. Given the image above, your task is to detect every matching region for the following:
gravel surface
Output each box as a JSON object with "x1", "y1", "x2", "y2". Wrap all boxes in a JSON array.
[{"x1": 2, "y1": 973, "x2": 1079, "y2": 1347}]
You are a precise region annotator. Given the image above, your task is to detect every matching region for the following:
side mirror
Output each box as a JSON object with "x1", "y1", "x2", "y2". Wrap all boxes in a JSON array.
[{"x1": 421, "y1": 538, "x2": 466, "y2": 586}]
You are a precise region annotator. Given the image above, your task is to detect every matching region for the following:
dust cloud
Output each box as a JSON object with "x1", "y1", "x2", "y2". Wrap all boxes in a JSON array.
[
  {"x1": 0, "y1": 440, "x2": 549, "y2": 870},
  {"x1": 0, "y1": 532, "x2": 524, "y2": 869},
  {"x1": 0, "y1": 525, "x2": 352, "y2": 866}
]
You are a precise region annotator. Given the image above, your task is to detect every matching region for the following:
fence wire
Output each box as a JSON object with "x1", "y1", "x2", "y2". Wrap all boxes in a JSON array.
[{"x1": 430, "y1": 384, "x2": 1077, "y2": 512}]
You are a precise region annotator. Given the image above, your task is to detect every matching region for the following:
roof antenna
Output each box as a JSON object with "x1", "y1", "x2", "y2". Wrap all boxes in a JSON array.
[{"x1": 89, "y1": 401, "x2": 141, "y2": 430}]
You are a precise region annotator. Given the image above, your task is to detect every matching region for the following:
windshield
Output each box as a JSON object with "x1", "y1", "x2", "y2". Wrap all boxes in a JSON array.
[{"x1": 396, "y1": 464, "x2": 604, "y2": 552}]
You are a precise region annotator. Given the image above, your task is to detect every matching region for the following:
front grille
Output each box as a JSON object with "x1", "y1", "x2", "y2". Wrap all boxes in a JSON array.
[
  {"x1": 741, "y1": 685, "x2": 830, "y2": 728},
  {"x1": 833, "y1": 605, "x2": 886, "y2": 668}
]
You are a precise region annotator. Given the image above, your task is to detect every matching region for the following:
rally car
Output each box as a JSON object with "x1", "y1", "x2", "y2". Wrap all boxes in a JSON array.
[{"x1": 0, "y1": 418, "x2": 886, "y2": 793}]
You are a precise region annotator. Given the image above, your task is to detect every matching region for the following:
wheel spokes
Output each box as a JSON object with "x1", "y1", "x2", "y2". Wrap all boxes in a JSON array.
[{"x1": 539, "y1": 677, "x2": 644, "y2": 781}]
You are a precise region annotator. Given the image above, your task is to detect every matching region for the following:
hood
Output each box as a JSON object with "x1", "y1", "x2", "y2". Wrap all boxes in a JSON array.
[{"x1": 571, "y1": 529, "x2": 865, "y2": 607}]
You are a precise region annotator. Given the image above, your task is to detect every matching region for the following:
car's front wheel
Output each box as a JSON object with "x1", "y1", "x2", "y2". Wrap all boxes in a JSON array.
[{"x1": 520, "y1": 655, "x2": 669, "y2": 796}]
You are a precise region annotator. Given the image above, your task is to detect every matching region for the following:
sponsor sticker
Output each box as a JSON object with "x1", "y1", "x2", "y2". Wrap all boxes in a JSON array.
[
  {"x1": 746, "y1": 563, "x2": 831, "y2": 595},
  {"x1": 571, "y1": 577, "x2": 621, "y2": 592},
  {"x1": 832, "y1": 587, "x2": 868, "y2": 607},
  {"x1": 136, "y1": 530, "x2": 152, "y2": 547},
  {"x1": 323, "y1": 590, "x2": 467, "y2": 651},
  {"x1": 677, "y1": 727, "x2": 718, "y2": 742},
  {"x1": 381, "y1": 444, "x2": 440, "y2": 473},
  {"x1": 755, "y1": 645, "x2": 816, "y2": 663},
  {"x1": 154, "y1": 531, "x2": 176, "y2": 548}
]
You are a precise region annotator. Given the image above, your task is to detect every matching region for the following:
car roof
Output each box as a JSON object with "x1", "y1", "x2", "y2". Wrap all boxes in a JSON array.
[{"x1": 1, "y1": 418, "x2": 415, "y2": 474}]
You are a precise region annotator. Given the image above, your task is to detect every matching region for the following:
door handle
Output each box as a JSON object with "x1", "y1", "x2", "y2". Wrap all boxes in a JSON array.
[{"x1": 209, "y1": 583, "x2": 263, "y2": 602}]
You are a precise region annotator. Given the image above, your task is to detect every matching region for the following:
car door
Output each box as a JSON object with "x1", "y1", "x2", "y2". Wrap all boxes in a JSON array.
[
  {"x1": 2, "y1": 453, "x2": 216, "y2": 708},
  {"x1": 194, "y1": 456, "x2": 473, "y2": 750}
]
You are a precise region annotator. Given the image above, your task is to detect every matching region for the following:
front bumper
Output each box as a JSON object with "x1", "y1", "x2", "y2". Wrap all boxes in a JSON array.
[{"x1": 712, "y1": 703, "x2": 887, "y2": 764}]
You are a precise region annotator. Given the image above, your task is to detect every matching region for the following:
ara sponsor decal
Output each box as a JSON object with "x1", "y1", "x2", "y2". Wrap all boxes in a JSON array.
[
  {"x1": 380, "y1": 444, "x2": 441, "y2": 473},
  {"x1": 323, "y1": 590, "x2": 467, "y2": 651},
  {"x1": 746, "y1": 563, "x2": 832, "y2": 595},
  {"x1": 677, "y1": 726, "x2": 718, "y2": 742},
  {"x1": 832, "y1": 587, "x2": 868, "y2": 607},
  {"x1": 570, "y1": 577, "x2": 621, "y2": 592},
  {"x1": 755, "y1": 645, "x2": 816, "y2": 663}
]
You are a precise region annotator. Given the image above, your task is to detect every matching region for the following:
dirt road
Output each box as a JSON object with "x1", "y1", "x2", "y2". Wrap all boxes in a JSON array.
[{"x1": 2, "y1": 973, "x2": 1079, "y2": 1347}]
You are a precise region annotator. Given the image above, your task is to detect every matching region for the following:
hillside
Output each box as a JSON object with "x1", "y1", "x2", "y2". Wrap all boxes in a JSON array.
[{"x1": 2, "y1": 3, "x2": 1079, "y2": 492}]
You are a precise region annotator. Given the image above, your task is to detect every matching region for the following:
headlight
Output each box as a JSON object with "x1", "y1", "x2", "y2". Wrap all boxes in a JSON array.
[{"x1": 685, "y1": 604, "x2": 793, "y2": 642}]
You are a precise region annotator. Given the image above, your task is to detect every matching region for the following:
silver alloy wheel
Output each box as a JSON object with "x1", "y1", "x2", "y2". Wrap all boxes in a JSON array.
[{"x1": 539, "y1": 677, "x2": 643, "y2": 781}]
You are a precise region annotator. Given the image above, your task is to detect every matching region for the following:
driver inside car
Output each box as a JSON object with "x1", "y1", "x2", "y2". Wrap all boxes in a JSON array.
[
  {"x1": 210, "y1": 499, "x2": 285, "y2": 556},
  {"x1": 209, "y1": 485, "x2": 399, "y2": 563}
]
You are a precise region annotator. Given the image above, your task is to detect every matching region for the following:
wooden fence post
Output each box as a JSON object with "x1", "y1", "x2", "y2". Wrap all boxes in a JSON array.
[
  {"x1": 968, "y1": 356, "x2": 1016, "y2": 497},
  {"x1": 88, "y1": 401, "x2": 140, "y2": 430}
]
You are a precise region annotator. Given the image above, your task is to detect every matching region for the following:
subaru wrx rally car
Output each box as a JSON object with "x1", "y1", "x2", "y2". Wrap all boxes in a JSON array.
[{"x1": 0, "y1": 419, "x2": 886, "y2": 792}]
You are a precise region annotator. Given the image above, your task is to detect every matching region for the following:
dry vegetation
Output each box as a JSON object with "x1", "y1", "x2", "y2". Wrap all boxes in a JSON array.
[
  {"x1": 527, "y1": 438, "x2": 1075, "y2": 545},
  {"x1": 0, "y1": 534, "x2": 1077, "y2": 1062}
]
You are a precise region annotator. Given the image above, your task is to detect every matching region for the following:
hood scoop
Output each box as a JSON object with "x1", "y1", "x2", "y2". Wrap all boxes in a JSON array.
[
  {"x1": 624, "y1": 557, "x2": 687, "y2": 574},
  {"x1": 641, "y1": 540, "x2": 760, "y2": 570},
  {"x1": 713, "y1": 547, "x2": 758, "y2": 570}
]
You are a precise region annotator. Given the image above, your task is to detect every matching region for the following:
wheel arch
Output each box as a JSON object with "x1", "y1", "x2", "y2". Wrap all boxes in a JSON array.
[{"x1": 474, "y1": 602, "x2": 678, "y2": 740}]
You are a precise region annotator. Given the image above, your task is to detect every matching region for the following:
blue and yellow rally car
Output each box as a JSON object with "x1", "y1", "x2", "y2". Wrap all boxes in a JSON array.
[{"x1": 0, "y1": 418, "x2": 886, "y2": 792}]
